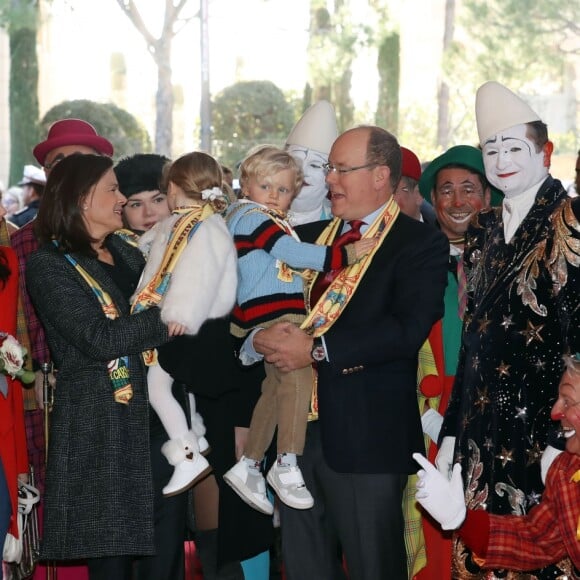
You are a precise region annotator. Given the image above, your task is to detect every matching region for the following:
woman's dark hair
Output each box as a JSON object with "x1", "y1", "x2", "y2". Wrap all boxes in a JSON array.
[
  {"x1": 0, "y1": 247, "x2": 10, "y2": 290},
  {"x1": 35, "y1": 153, "x2": 114, "y2": 257}
]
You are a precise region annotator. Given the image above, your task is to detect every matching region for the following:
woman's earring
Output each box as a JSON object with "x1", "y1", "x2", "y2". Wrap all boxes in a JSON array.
[{"x1": 82, "y1": 205, "x2": 88, "y2": 210}]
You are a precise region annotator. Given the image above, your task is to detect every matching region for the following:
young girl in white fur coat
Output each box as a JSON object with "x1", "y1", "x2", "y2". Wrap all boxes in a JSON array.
[{"x1": 132, "y1": 152, "x2": 237, "y2": 496}]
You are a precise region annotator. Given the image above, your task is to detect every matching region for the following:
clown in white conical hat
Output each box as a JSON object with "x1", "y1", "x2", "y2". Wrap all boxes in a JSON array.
[
  {"x1": 285, "y1": 100, "x2": 338, "y2": 225},
  {"x1": 476, "y1": 81, "x2": 553, "y2": 203}
]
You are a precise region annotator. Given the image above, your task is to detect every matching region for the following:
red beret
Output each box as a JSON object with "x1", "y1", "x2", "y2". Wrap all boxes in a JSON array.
[{"x1": 401, "y1": 147, "x2": 422, "y2": 181}]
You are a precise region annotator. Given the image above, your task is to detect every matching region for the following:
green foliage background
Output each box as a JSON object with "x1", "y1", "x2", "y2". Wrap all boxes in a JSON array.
[
  {"x1": 211, "y1": 80, "x2": 295, "y2": 169},
  {"x1": 40, "y1": 100, "x2": 152, "y2": 161}
]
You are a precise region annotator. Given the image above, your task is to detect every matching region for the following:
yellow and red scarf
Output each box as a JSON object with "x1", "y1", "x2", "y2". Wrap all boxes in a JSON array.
[{"x1": 301, "y1": 198, "x2": 400, "y2": 418}]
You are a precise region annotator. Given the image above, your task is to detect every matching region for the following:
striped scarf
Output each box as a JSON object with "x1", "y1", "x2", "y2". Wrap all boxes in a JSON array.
[
  {"x1": 57, "y1": 245, "x2": 133, "y2": 405},
  {"x1": 301, "y1": 196, "x2": 400, "y2": 337},
  {"x1": 131, "y1": 205, "x2": 214, "y2": 364}
]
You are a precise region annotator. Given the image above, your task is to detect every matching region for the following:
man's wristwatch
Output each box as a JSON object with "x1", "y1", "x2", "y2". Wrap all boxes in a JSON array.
[{"x1": 311, "y1": 337, "x2": 326, "y2": 362}]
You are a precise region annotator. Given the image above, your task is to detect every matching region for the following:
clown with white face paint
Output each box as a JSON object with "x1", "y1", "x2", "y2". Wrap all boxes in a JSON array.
[
  {"x1": 482, "y1": 124, "x2": 548, "y2": 198},
  {"x1": 285, "y1": 100, "x2": 337, "y2": 226},
  {"x1": 437, "y1": 81, "x2": 580, "y2": 580}
]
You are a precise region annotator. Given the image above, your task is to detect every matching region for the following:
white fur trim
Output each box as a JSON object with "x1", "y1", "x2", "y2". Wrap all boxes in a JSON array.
[
  {"x1": 161, "y1": 431, "x2": 199, "y2": 465},
  {"x1": 133, "y1": 213, "x2": 238, "y2": 335}
]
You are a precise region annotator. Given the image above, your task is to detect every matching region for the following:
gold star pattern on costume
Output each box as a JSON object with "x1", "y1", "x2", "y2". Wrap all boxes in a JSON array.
[
  {"x1": 515, "y1": 406, "x2": 527, "y2": 420},
  {"x1": 500, "y1": 314, "x2": 514, "y2": 330},
  {"x1": 521, "y1": 231, "x2": 530, "y2": 240},
  {"x1": 497, "y1": 259, "x2": 507, "y2": 270},
  {"x1": 526, "y1": 441, "x2": 543, "y2": 466},
  {"x1": 537, "y1": 197, "x2": 548, "y2": 206},
  {"x1": 519, "y1": 320, "x2": 546, "y2": 346},
  {"x1": 483, "y1": 437, "x2": 494, "y2": 451},
  {"x1": 492, "y1": 234, "x2": 501, "y2": 245},
  {"x1": 534, "y1": 358, "x2": 546, "y2": 371},
  {"x1": 461, "y1": 413, "x2": 471, "y2": 431},
  {"x1": 496, "y1": 361, "x2": 511, "y2": 377},
  {"x1": 478, "y1": 315, "x2": 492, "y2": 334},
  {"x1": 474, "y1": 387, "x2": 491, "y2": 413},
  {"x1": 496, "y1": 446, "x2": 514, "y2": 468}
]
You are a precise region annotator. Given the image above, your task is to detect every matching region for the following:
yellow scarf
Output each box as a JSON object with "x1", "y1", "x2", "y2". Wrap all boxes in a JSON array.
[
  {"x1": 131, "y1": 204, "x2": 215, "y2": 365},
  {"x1": 301, "y1": 197, "x2": 400, "y2": 337},
  {"x1": 302, "y1": 198, "x2": 400, "y2": 419},
  {"x1": 59, "y1": 248, "x2": 133, "y2": 405}
]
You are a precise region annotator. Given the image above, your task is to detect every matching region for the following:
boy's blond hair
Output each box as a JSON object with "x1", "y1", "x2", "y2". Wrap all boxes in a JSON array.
[{"x1": 239, "y1": 145, "x2": 304, "y2": 197}]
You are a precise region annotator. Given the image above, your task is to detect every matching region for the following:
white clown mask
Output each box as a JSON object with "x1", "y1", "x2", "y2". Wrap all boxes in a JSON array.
[
  {"x1": 482, "y1": 123, "x2": 548, "y2": 198},
  {"x1": 287, "y1": 145, "x2": 330, "y2": 225}
]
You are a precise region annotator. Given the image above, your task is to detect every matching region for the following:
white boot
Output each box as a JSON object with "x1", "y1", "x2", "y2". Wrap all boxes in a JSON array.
[
  {"x1": 188, "y1": 392, "x2": 211, "y2": 455},
  {"x1": 161, "y1": 431, "x2": 212, "y2": 496}
]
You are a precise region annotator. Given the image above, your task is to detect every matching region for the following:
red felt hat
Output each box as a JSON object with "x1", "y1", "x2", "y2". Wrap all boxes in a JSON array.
[
  {"x1": 33, "y1": 119, "x2": 114, "y2": 166},
  {"x1": 401, "y1": 147, "x2": 422, "y2": 181}
]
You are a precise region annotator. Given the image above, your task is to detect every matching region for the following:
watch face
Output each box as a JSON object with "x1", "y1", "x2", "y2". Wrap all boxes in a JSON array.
[{"x1": 312, "y1": 345, "x2": 325, "y2": 362}]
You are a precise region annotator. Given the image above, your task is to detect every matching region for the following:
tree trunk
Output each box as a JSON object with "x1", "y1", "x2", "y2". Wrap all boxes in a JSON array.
[
  {"x1": 9, "y1": 24, "x2": 39, "y2": 184},
  {"x1": 154, "y1": 40, "x2": 173, "y2": 157},
  {"x1": 376, "y1": 32, "x2": 400, "y2": 134},
  {"x1": 436, "y1": 0, "x2": 455, "y2": 150}
]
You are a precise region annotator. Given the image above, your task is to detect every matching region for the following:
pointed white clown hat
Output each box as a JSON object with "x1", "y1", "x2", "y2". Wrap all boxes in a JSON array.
[
  {"x1": 285, "y1": 100, "x2": 338, "y2": 155},
  {"x1": 476, "y1": 81, "x2": 541, "y2": 145}
]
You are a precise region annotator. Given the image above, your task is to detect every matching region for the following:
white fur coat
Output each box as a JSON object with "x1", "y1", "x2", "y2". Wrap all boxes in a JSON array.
[{"x1": 132, "y1": 213, "x2": 237, "y2": 335}]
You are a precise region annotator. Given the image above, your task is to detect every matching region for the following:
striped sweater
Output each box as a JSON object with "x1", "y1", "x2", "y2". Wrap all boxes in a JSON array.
[{"x1": 225, "y1": 200, "x2": 356, "y2": 337}]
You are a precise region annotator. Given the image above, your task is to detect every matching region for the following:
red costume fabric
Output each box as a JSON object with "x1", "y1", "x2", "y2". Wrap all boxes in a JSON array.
[
  {"x1": 415, "y1": 319, "x2": 453, "y2": 580},
  {"x1": 0, "y1": 247, "x2": 29, "y2": 536},
  {"x1": 460, "y1": 452, "x2": 580, "y2": 575}
]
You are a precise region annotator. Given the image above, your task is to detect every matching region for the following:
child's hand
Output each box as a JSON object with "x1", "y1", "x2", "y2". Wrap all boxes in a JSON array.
[
  {"x1": 353, "y1": 238, "x2": 378, "y2": 258},
  {"x1": 168, "y1": 322, "x2": 187, "y2": 337}
]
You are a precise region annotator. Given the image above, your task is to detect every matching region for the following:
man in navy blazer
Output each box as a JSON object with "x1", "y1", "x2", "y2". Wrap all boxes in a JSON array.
[{"x1": 253, "y1": 125, "x2": 449, "y2": 579}]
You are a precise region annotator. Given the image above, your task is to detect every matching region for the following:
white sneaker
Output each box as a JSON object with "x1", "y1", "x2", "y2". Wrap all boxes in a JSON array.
[
  {"x1": 223, "y1": 457, "x2": 273, "y2": 515},
  {"x1": 267, "y1": 463, "x2": 314, "y2": 510},
  {"x1": 162, "y1": 453, "x2": 212, "y2": 496}
]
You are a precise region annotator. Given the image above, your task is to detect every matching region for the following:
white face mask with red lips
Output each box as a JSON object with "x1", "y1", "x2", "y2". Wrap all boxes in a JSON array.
[{"x1": 482, "y1": 124, "x2": 548, "y2": 198}]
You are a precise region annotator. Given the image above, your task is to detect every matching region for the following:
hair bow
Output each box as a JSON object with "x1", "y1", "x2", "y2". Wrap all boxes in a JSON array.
[{"x1": 201, "y1": 186, "x2": 223, "y2": 201}]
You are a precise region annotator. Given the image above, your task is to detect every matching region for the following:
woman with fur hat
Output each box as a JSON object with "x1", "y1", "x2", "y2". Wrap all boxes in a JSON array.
[{"x1": 114, "y1": 154, "x2": 171, "y2": 236}]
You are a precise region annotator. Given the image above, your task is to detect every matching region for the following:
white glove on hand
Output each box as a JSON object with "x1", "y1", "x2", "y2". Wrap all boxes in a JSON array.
[
  {"x1": 435, "y1": 435, "x2": 456, "y2": 479},
  {"x1": 413, "y1": 452, "x2": 466, "y2": 530},
  {"x1": 540, "y1": 444, "x2": 563, "y2": 484},
  {"x1": 421, "y1": 408, "x2": 444, "y2": 443}
]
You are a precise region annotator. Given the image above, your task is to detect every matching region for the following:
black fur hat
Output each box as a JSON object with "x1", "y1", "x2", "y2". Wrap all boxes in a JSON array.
[{"x1": 114, "y1": 153, "x2": 170, "y2": 197}]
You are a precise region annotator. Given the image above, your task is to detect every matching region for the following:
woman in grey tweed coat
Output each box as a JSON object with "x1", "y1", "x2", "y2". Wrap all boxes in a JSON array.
[{"x1": 26, "y1": 154, "x2": 170, "y2": 578}]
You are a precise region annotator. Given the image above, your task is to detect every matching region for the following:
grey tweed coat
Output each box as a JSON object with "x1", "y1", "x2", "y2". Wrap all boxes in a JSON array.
[{"x1": 26, "y1": 236, "x2": 169, "y2": 560}]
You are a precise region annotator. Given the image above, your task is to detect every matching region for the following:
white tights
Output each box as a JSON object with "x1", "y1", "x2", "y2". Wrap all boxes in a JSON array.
[{"x1": 147, "y1": 363, "x2": 189, "y2": 440}]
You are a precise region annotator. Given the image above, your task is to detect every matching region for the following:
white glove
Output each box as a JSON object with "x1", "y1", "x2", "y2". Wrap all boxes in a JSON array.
[
  {"x1": 540, "y1": 444, "x2": 563, "y2": 484},
  {"x1": 435, "y1": 436, "x2": 456, "y2": 479},
  {"x1": 413, "y1": 452, "x2": 466, "y2": 530},
  {"x1": 421, "y1": 408, "x2": 444, "y2": 442}
]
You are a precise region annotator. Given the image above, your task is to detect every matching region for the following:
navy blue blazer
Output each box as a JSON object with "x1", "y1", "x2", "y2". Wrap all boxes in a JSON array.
[{"x1": 297, "y1": 212, "x2": 449, "y2": 475}]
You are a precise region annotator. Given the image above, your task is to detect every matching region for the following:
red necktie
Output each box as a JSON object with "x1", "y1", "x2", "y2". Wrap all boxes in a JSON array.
[{"x1": 310, "y1": 220, "x2": 365, "y2": 307}]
